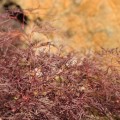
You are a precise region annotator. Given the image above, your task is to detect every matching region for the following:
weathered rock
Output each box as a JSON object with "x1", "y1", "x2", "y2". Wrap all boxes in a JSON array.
[{"x1": 1, "y1": 0, "x2": 120, "y2": 52}]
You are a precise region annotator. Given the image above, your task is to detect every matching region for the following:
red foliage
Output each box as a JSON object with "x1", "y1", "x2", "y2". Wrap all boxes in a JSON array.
[{"x1": 0, "y1": 11, "x2": 120, "y2": 120}]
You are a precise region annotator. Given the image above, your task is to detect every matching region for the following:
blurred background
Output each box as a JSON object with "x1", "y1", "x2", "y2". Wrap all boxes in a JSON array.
[{"x1": 0, "y1": 0, "x2": 120, "y2": 53}]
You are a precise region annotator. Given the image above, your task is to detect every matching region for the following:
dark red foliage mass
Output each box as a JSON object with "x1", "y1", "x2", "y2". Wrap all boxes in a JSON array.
[{"x1": 0, "y1": 11, "x2": 120, "y2": 120}]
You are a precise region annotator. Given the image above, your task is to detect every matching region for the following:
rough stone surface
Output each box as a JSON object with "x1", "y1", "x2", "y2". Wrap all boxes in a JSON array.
[{"x1": 1, "y1": 0, "x2": 120, "y2": 52}]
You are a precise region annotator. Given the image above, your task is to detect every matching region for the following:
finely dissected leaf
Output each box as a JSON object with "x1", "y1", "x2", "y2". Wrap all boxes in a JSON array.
[{"x1": 0, "y1": 11, "x2": 120, "y2": 120}]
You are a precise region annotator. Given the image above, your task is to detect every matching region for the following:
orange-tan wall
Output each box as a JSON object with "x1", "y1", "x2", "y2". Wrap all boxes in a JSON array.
[{"x1": 2, "y1": 0, "x2": 120, "y2": 52}]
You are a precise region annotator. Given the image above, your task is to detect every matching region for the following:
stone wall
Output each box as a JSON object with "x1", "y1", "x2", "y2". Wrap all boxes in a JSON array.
[{"x1": 1, "y1": 0, "x2": 120, "y2": 52}]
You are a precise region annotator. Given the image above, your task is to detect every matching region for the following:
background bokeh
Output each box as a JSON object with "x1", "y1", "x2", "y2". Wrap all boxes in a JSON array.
[{"x1": 0, "y1": 0, "x2": 120, "y2": 52}]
